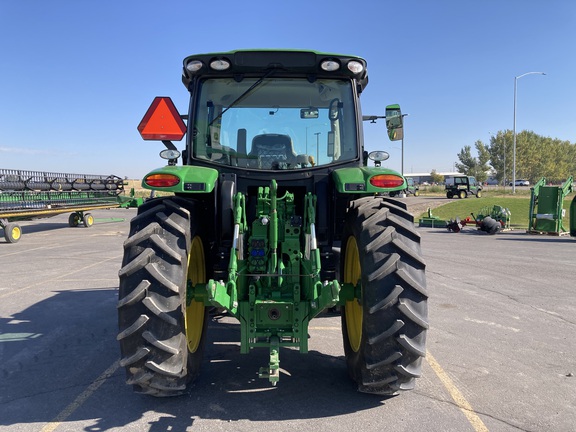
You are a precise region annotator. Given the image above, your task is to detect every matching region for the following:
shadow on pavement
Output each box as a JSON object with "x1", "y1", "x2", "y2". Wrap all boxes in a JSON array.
[{"x1": 1, "y1": 289, "x2": 392, "y2": 431}]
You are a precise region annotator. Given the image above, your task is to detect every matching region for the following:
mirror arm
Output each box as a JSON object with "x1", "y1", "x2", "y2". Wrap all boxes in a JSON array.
[
  {"x1": 162, "y1": 140, "x2": 178, "y2": 151},
  {"x1": 362, "y1": 115, "x2": 386, "y2": 123}
]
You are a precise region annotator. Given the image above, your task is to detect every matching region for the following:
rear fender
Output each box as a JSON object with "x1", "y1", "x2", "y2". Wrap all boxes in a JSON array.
[
  {"x1": 332, "y1": 167, "x2": 406, "y2": 194},
  {"x1": 141, "y1": 166, "x2": 218, "y2": 193}
]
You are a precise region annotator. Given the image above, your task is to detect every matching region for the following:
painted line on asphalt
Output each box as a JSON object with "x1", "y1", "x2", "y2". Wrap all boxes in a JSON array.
[
  {"x1": 426, "y1": 351, "x2": 489, "y2": 432},
  {"x1": 40, "y1": 360, "x2": 120, "y2": 432}
]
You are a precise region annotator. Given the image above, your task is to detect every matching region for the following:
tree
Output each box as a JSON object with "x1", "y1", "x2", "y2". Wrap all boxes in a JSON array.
[
  {"x1": 487, "y1": 130, "x2": 514, "y2": 185},
  {"x1": 485, "y1": 130, "x2": 576, "y2": 186},
  {"x1": 430, "y1": 169, "x2": 444, "y2": 184},
  {"x1": 455, "y1": 141, "x2": 490, "y2": 183}
]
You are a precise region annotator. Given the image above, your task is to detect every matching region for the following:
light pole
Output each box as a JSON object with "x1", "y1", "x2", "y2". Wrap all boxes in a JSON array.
[
  {"x1": 314, "y1": 132, "x2": 320, "y2": 165},
  {"x1": 512, "y1": 71, "x2": 545, "y2": 193},
  {"x1": 400, "y1": 113, "x2": 409, "y2": 176},
  {"x1": 490, "y1": 131, "x2": 505, "y2": 190}
]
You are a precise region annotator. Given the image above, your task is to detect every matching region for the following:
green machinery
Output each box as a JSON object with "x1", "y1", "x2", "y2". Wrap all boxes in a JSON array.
[
  {"x1": 528, "y1": 176, "x2": 573, "y2": 235},
  {"x1": 117, "y1": 50, "x2": 428, "y2": 396},
  {"x1": 445, "y1": 175, "x2": 483, "y2": 199},
  {"x1": 0, "y1": 169, "x2": 130, "y2": 243},
  {"x1": 420, "y1": 205, "x2": 510, "y2": 234}
]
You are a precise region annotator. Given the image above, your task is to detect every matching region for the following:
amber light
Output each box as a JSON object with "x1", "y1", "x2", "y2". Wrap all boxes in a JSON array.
[
  {"x1": 369, "y1": 174, "x2": 404, "y2": 188},
  {"x1": 145, "y1": 174, "x2": 180, "y2": 187}
]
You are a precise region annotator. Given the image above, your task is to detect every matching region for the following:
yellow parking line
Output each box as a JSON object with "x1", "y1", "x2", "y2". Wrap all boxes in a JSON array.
[
  {"x1": 427, "y1": 351, "x2": 489, "y2": 432},
  {"x1": 40, "y1": 360, "x2": 120, "y2": 432}
]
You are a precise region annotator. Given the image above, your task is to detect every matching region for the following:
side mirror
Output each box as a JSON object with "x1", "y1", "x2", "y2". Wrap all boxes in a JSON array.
[
  {"x1": 385, "y1": 104, "x2": 404, "y2": 141},
  {"x1": 328, "y1": 98, "x2": 342, "y2": 121}
]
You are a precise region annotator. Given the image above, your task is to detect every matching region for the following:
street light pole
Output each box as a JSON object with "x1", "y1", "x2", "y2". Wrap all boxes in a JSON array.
[
  {"x1": 314, "y1": 132, "x2": 320, "y2": 165},
  {"x1": 401, "y1": 113, "x2": 409, "y2": 176},
  {"x1": 490, "y1": 131, "x2": 506, "y2": 190},
  {"x1": 512, "y1": 71, "x2": 545, "y2": 193}
]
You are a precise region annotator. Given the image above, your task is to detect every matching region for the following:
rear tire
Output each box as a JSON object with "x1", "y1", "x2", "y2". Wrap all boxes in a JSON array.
[
  {"x1": 117, "y1": 197, "x2": 209, "y2": 396},
  {"x1": 341, "y1": 196, "x2": 428, "y2": 394}
]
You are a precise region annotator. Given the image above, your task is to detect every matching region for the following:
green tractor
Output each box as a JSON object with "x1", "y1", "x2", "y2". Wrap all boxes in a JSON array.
[{"x1": 117, "y1": 50, "x2": 428, "y2": 396}]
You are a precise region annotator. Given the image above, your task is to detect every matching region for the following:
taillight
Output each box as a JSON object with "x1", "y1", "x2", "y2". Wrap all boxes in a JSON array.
[
  {"x1": 369, "y1": 174, "x2": 405, "y2": 188},
  {"x1": 145, "y1": 174, "x2": 180, "y2": 187}
]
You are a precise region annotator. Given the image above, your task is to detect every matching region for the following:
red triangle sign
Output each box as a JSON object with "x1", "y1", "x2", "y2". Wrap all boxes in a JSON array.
[{"x1": 137, "y1": 97, "x2": 186, "y2": 140}]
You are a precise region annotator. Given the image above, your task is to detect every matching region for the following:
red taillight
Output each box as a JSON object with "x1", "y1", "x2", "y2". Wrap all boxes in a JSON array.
[
  {"x1": 145, "y1": 174, "x2": 180, "y2": 187},
  {"x1": 369, "y1": 174, "x2": 405, "y2": 188}
]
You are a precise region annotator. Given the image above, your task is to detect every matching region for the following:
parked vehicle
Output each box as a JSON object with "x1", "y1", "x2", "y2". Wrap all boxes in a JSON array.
[
  {"x1": 445, "y1": 175, "x2": 482, "y2": 199},
  {"x1": 389, "y1": 177, "x2": 419, "y2": 197},
  {"x1": 509, "y1": 179, "x2": 530, "y2": 186}
]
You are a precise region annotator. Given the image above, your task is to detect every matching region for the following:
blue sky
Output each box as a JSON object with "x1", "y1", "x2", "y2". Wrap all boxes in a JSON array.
[{"x1": 1, "y1": 0, "x2": 574, "y2": 179}]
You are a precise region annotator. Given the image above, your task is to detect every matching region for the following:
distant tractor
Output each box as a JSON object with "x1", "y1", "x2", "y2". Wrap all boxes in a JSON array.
[
  {"x1": 389, "y1": 177, "x2": 419, "y2": 197},
  {"x1": 445, "y1": 175, "x2": 482, "y2": 199},
  {"x1": 117, "y1": 49, "x2": 428, "y2": 397}
]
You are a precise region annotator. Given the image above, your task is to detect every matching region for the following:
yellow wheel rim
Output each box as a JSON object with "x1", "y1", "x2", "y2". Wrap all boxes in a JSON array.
[
  {"x1": 12, "y1": 226, "x2": 21, "y2": 241},
  {"x1": 185, "y1": 236, "x2": 206, "y2": 353},
  {"x1": 343, "y1": 236, "x2": 362, "y2": 352}
]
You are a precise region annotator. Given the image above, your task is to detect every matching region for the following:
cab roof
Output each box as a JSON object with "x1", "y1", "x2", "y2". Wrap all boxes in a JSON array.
[{"x1": 181, "y1": 49, "x2": 369, "y2": 92}]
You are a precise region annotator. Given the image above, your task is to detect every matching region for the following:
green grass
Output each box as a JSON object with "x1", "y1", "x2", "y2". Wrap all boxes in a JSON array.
[{"x1": 417, "y1": 191, "x2": 575, "y2": 230}]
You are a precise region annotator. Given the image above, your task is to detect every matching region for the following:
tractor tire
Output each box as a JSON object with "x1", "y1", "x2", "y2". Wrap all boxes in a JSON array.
[
  {"x1": 476, "y1": 190, "x2": 482, "y2": 198},
  {"x1": 446, "y1": 192, "x2": 453, "y2": 199},
  {"x1": 340, "y1": 196, "x2": 428, "y2": 395},
  {"x1": 458, "y1": 190, "x2": 467, "y2": 199},
  {"x1": 4, "y1": 223, "x2": 22, "y2": 243},
  {"x1": 117, "y1": 197, "x2": 209, "y2": 396},
  {"x1": 413, "y1": 190, "x2": 420, "y2": 197}
]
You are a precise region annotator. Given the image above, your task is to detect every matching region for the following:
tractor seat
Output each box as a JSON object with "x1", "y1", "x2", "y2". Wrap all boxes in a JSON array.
[{"x1": 249, "y1": 134, "x2": 297, "y2": 169}]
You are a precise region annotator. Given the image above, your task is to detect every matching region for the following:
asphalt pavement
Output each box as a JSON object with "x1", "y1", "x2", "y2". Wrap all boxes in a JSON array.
[{"x1": 1, "y1": 204, "x2": 575, "y2": 431}]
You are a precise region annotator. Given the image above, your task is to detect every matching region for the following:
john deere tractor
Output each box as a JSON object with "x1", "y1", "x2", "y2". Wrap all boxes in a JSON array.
[{"x1": 117, "y1": 50, "x2": 428, "y2": 396}]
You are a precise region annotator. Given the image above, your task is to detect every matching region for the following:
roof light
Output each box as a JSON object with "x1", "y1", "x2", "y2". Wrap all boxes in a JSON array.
[
  {"x1": 369, "y1": 174, "x2": 405, "y2": 189},
  {"x1": 159, "y1": 149, "x2": 181, "y2": 160},
  {"x1": 210, "y1": 58, "x2": 231, "y2": 71},
  {"x1": 347, "y1": 60, "x2": 364, "y2": 74},
  {"x1": 145, "y1": 174, "x2": 180, "y2": 188},
  {"x1": 320, "y1": 59, "x2": 340, "y2": 71},
  {"x1": 186, "y1": 60, "x2": 203, "y2": 72}
]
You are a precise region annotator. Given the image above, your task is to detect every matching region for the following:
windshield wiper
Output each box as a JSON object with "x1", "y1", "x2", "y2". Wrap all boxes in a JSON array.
[{"x1": 209, "y1": 68, "x2": 276, "y2": 126}]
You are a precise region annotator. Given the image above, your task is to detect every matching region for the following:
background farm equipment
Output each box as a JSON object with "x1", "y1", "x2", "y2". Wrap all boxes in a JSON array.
[
  {"x1": 446, "y1": 205, "x2": 511, "y2": 234},
  {"x1": 418, "y1": 208, "x2": 447, "y2": 227},
  {"x1": 528, "y1": 176, "x2": 573, "y2": 235},
  {"x1": 0, "y1": 169, "x2": 131, "y2": 243},
  {"x1": 389, "y1": 177, "x2": 419, "y2": 197}
]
